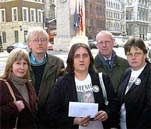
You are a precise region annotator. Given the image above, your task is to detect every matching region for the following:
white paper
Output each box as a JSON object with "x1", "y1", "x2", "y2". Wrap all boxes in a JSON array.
[{"x1": 68, "y1": 102, "x2": 98, "y2": 118}]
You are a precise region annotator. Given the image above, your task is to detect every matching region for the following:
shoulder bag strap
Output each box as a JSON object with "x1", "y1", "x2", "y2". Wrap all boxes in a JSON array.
[
  {"x1": 0, "y1": 78, "x2": 18, "y2": 129},
  {"x1": 4, "y1": 80, "x2": 16, "y2": 102},
  {"x1": 98, "y1": 73, "x2": 109, "y2": 106}
]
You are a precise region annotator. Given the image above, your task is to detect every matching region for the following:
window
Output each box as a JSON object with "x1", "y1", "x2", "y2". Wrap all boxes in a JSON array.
[
  {"x1": 30, "y1": 8, "x2": 36, "y2": 22},
  {"x1": 24, "y1": 30, "x2": 28, "y2": 42},
  {"x1": 37, "y1": 9, "x2": 43, "y2": 23},
  {"x1": 0, "y1": 9, "x2": 5, "y2": 22},
  {"x1": 2, "y1": 32, "x2": 6, "y2": 43},
  {"x1": 0, "y1": 9, "x2": 6, "y2": 22},
  {"x1": 22, "y1": 7, "x2": 28, "y2": 22},
  {"x1": 12, "y1": 7, "x2": 18, "y2": 21},
  {"x1": 14, "y1": 31, "x2": 18, "y2": 42}
]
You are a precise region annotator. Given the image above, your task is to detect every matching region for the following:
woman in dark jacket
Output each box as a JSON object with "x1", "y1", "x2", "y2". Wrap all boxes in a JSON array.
[
  {"x1": 114, "y1": 37, "x2": 151, "y2": 129},
  {"x1": 47, "y1": 43, "x2": 116, "y2": 129},
  {"x1": 0, "y1": 48, "x2": 38, "y2": 129}
]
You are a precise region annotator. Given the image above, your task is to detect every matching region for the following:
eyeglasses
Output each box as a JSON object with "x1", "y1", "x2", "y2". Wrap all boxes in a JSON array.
[
  {"x1": 31, "y1": 38, "x2": 48, "y2": 43},
  {"x1": 97, "y1": 41, "x2": 112, "y2": 46},
  {"x1": 126, "y1": 52, "x2": 144, "y2": 58}
]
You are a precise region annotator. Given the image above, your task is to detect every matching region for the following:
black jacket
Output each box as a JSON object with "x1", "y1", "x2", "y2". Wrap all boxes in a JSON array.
[
  {"x1": 47, "y1": 71, "x2": 116, "y2": 129},
  {"x1": 114, "y1": 62, "x2": 151, "y2": 129}
]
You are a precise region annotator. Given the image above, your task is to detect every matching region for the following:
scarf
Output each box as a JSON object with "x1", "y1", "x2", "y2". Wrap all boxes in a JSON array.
[{"x1": 10, "y1": 73, "x2": 29, "y2": 103}]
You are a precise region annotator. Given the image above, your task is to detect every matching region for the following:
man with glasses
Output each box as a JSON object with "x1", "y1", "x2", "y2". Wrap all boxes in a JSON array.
[
  {"x1": 26, "y1": 27, "x2": 65, "y2": 128},
  {"x1": 94, "y1": 30, "x2": 128, "y2": 93}
]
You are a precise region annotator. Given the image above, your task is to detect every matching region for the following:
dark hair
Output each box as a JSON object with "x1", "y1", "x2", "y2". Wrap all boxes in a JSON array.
[
  {"x1": 124, "y1": 37, "x2": 148, "y2": 55},
  {"x1": 66, "y1": 43, "x2": 95, "y2": 73}
]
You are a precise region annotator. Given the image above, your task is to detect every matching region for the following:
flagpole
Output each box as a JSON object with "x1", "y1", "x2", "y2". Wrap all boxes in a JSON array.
[
  {"x1": 79, "y1": 0, "x2": 85, "y2": 36},
  {"x1": 70, "y1": 0, "x2": 88, "y2": 47},
  {"x1": 76, "y1": 0, "x2": 79, "y2": 36},
  {"x1": 78, "y1": 0, "x2": 81, "y2": 36},
  {"x1": 79, "y1": 0, "x2": 82, "y2": 36},
  {"x1": 82, "y1": 0, "x2": 85, "y2": 36}
]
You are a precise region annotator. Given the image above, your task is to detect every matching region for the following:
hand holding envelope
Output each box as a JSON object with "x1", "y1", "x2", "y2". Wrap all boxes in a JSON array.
[
  {"x1": 68, "y1": 102, "x2": 98, "y2": 118},
  {"x1": 68, "y1": 102, "x2": 108, "y2": 127}
]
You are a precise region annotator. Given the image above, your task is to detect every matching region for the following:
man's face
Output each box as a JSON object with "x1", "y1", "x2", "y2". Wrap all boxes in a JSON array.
[
  {"x1": 28, "y1": 34, "x2": 48, "y2": 55},
  {"x1": 96, "y1": 33, "x2": 115, "y2": 58}
]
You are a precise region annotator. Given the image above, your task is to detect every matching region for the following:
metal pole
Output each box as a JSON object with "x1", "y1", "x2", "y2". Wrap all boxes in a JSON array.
[{"x1": 0, "y1": 36, "x2": 3, "y2": 52}]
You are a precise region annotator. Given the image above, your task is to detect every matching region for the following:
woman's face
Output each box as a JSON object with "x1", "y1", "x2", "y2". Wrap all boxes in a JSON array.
[
  {"x1": 73, "y1": 47, "x2": 90, "y2": 73},
  {"x1": 12, "y1": 59, "x2": 28, "y2": 78},
  {"x1": 126, "y1": 47, "x2": 147, "y2": 70}
]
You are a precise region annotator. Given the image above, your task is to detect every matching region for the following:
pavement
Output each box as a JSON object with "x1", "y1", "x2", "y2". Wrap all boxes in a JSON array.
[
  {"x1": 0, "y1": 50, "x2": 69, "y2": 75},
  {"x1": 0, "y1": 50, "x2": 9, "y2": 57},
  {"x1": 0, "y1": 51, "x2": 9, "y2": 63},
  {"x1": 0, "y1": 47, "x2": 127, "y2": 67},
  {"x1": 0, "y1": 50, "x2": 68, "y2": 58},
  {"x1": 0, "y1": 48, "x2": 126, "y2": 75},
  {"x1": 0, "y1": 49, "x2": 97, "y2": 74},
  {"x1": 0, "y1": 48, "x2": 126, "y2": 62},
  {"x1": 48, "y1": 49, "x2": 68, "y2": 55},
  {"x1": 0, "y1": 51, "x2": 8, "y2": 75}
]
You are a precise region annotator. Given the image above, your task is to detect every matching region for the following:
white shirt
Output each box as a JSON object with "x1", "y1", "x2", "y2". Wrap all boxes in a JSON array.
[{"x1": 75, "y1": 74, "x2": 104, "y2": 129}]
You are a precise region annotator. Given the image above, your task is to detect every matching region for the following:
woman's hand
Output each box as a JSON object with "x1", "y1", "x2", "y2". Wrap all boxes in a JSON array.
[
  {"x1": 94, "y1": 110, "x2": 108, "y2": 121},
  {"x1": 14, "y1": 100, "x2": 25, "y2": 112},
  {"x1": 74, "y1": 116, "x2": 90, "y2": 127}
]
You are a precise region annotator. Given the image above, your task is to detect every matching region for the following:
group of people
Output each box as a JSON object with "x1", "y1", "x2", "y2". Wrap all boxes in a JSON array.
[{"x1": 0, "y1": 27, "x2": 151, "y2": 129}]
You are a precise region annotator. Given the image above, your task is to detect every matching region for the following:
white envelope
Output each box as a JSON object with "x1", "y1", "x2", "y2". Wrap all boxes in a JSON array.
[{"x1": 68, "y1": 102, "x2": 98, "y2": 118}]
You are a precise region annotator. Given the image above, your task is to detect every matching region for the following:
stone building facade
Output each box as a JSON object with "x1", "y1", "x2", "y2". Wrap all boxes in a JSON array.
[
  {"x1": 85, "y1": 0, "x2": 106, "y2": 39},
  {"x1": 125, "y1": 0, "x2": 150, "y2": 39},
  {"x1": 0, "y1": 0, "x2": 44, "y2": 48}
]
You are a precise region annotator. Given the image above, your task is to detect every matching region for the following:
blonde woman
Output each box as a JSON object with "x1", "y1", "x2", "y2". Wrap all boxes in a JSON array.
[{"x1": 0, "y1": 48, "x2": 37, "y2": 129}]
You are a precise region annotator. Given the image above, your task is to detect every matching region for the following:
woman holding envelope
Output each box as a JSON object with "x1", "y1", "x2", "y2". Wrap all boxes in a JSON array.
[{"x1": 47, "y1": 43, "x2": 117, "y2": 129}]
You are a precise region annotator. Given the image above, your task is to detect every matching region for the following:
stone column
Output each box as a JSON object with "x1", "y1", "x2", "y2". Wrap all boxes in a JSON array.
[{"x1": 54, "y1": 0, "x2": 88, "y2": 51}]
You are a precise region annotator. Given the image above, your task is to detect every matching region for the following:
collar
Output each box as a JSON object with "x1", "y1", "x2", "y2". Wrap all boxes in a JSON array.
[
  {"x1": 30, "y1": 53, "x2": 47, "y2": 65},
  {"x1": 98, "y1": 50, "x2": 116, "y2": 63},
  {"x1": 104, "y1": 56, "x2": 111, "y2": 60}
]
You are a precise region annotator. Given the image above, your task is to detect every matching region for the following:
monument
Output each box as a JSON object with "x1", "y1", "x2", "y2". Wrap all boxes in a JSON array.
[{"x1": 54, "y1": 0, "x2": 88, "y2": 51}]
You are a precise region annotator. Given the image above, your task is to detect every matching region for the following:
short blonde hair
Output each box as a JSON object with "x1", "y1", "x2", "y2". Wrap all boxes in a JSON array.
[
  {"x1": 26, "y1": 27, "x2": 49, "y2": 44},
  {"x1": 1, "y1": 48, "x2": 30, "y2": 79}
]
